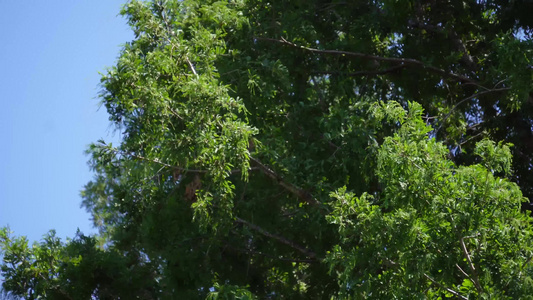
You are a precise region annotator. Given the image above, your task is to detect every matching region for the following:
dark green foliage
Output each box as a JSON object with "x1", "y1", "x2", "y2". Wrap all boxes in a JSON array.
[{"x1": 2, "y1": 0, "x2": 533, "y2": 298}]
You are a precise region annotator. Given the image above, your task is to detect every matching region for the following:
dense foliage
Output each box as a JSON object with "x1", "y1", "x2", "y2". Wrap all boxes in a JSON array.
[{"x1": 2, "y1": 0, "x2": 533, "y2": 298}]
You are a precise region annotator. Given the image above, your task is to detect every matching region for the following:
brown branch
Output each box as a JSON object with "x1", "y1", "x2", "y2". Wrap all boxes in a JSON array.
[
  {"x1": 311, "y1": 64, "x2": 407, "y2": 77},
  {"x1": 460, "y1": 236, "x2": 483, "y2": 293},
  {"x1": 235, "y1": 217, "x2": 319, "y2": 259},
  {"x1": 254, "y1": 36, "x2": 484, "y2": 88},
  {"x1": 250, "y1": 156, "x2": 322, "y2": 207},
  {"x1": 424, "y1": 273, "x2": 468, "y2": 300}
]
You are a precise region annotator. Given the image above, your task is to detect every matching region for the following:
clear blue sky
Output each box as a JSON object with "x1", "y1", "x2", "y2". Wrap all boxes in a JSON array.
[{"x1": 0, "y1": 1, "x2": 133, "y2": 243}]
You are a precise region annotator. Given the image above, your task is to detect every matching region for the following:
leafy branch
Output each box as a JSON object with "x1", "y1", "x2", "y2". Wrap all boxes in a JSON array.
[{"x1": 254, "y1": 36, "x2": 486, "y2": 88}]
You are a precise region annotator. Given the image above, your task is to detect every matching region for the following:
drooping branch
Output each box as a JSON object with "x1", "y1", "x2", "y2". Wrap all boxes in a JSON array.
[
  {"x1": 235, "y1": 217, "x2": 319, "y2": 260},
  {"x1": 254, "y1": 36, "x2": 486, "y2": 88},
  {"x1": 250, "y1": 156, "x2": 321, "y2": 207}
]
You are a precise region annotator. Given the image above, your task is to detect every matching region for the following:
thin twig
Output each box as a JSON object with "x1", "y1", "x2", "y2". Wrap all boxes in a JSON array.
[
  {"x1": 522, "y1": 256, "x2": 533, "y2": 270},
  {"x1": 157, "y1": 2, "x2": 198, "y2": 79},
  {"x1": 122, "y1": 151, "x2": 209, "y2": 173},
  {"x1": 235, "y1": 217, "x2": 319, "y2": 259},
  {"x1": 459, "y1": 131, "x2": 485, "y2": 147},
  {"x1": 434, "y1": 87, "x2": 510, "y2": 134},
  {"x1": 408, "y1": 20, "x2": 476, "y2": 70}
]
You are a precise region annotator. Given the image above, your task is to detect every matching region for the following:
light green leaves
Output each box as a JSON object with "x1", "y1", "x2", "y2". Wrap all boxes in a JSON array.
[
  {"x1": 327, "y1": 103, "x2": 533, "y2": 298},
  {"x1": 474, "y1": 139, "x2": 514, "y2": 175}
]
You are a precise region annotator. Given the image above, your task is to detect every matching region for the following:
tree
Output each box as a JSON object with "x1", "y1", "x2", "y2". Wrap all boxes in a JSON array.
[
  {"x1": 2, "y1": 0, "x2": 533, "y2": 298},
  {"x1": 328, "y1": 102, "x2": 533, "y2": 298},
  {"x1": 1, "y1": 288, "x2": 21, "y2": 300},
  {"x1": 0, "y1": 228, "x2": 156, "y2": 299}
]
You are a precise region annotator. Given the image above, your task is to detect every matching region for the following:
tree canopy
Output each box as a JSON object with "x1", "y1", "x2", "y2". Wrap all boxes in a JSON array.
[{"x1": 2, "y1": 0, "x2": 533, "y2": 298}]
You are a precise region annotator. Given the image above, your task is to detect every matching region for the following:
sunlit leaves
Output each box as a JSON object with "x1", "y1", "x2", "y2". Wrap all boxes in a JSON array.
[{"x1": 327, "y1": 103, "x2": 533, "y2": 298}]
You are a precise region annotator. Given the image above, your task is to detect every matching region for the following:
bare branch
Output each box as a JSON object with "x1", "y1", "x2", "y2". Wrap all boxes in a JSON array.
[
  {"x1": 235, "y1": 217, "x2": 319, "y2": 259},
  {"x1": 460, "y1": 236, "x2": 483, "y2": 293},
  {"x1": 250, "y1": 156, "x2": 322, "y2": 207},
  {"x1": 424, "y1": 273, "x2": 468, "y2": 299},
  {"x1": 456, "y1": 263, "x2": 472, "y2": 280}
]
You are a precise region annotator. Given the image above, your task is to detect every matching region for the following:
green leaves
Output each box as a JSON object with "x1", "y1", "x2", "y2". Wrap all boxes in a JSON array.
[
  {"x1": 4, "y1": 0, "x2": 533, "y2": 298},
  {"x1": 474, "y1": 139, "x2": 513, "y2": 175},
  {"x1": 94, "y1": 0, "x2": 258, "y2": 233},
  {"x1": 327, "y1": 103, "x2": 533, "y2": 298}
]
